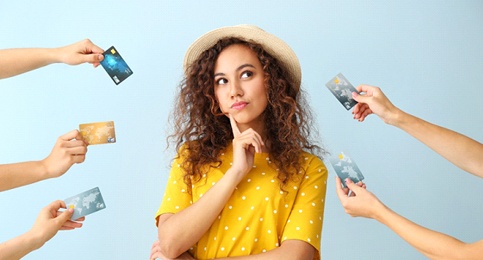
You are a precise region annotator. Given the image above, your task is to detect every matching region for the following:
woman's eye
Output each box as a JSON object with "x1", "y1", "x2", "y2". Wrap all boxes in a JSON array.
[
  {"x1": 216, "y1": 78, "x2": 228, "y2": 85},
  {"x1": 241, "y1": 71, "x2": 253, "y2": 78}
]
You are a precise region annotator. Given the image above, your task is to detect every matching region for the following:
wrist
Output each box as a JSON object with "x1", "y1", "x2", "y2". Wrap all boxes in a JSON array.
[
  {"x1": 384, "y1": 107, "x2": 405, "y2": 126},
  {"x1": 225, "y1": 168, "x2": 246, "y2": 186},
  {"x1": 37, "y1": 159, "x2": 53, "y2": 180},
  {"x1": 48, "y1": 47, "x2": 64, "y2": 64},
  {"x1": 372, "y1": 202, "x2": 391, "y2": 224}
]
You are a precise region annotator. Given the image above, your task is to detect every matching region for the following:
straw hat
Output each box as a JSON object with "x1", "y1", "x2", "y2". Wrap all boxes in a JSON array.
[{"x1": 183, "y1": 24, "x2": 302, "y2": 89}]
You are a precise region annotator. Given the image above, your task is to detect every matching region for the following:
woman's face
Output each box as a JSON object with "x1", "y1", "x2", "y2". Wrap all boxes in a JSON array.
[{"x1": 213, "y1": 44, "x2": 268, "y2": 132}]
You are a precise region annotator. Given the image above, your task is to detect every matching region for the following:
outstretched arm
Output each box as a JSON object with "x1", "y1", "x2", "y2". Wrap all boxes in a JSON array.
[
  {"x1": 0, "y1": 200, "x2": 83, "y2": 260},
  {"x1": 0, "y1": 130, "x2": 88, "y2": 191},
  {"x1": 336, "y1": 177, "x2": 483, "y2": 259},
  {"x1": 352, "y1": 85, "x2": 483, "y2": 177},
  {"x1": 0, "y1": 39, "x2": 104, "y2": 79}
]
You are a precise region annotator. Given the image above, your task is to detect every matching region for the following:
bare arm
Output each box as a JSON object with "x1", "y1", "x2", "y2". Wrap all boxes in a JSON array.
[
  {"x1": 150, "y1": 240, "x2": 314, "y2": 260},
  {"x1": 157, "y1": 167, "x2": 245, "y2": 258},
  {"x1": 0, "y1": 39, "x2": 103, "y2": 79},
  {"x1": 0, "y1": 201, "x2": 83, "y2": 259},
  {"x1": 157, "y1": 115, "x2": 264, "y2": 258},
  {"x1": 216, "y1": 240, "x2": 314, "y2": 260},
  {"x1": 0, "y1": 130, "x2": 88, "y2": 191},
  {"x1": 352, "y1": 85, "x2": 483, "y2": 177},
  {"x1": 336, "y1": 177, "x2": 483, "y2": 259}
]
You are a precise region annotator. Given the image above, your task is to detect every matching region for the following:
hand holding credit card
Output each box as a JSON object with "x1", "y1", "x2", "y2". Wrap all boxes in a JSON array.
[
  {"x1": 64, "y1": 187, "x2": 106, "y2": 220},
  {"x1": 325, "y1": 73, "x2": 359, "y2": 110},
  {"x1": 79, "y1": 121, "x2": 116, "y2": 145},
  {"x1": 100, "y1": 46, "x2": 133, "y2": 85},
  {"x1": 329, "y1": 152, "x2": 365, "y2": 188}
]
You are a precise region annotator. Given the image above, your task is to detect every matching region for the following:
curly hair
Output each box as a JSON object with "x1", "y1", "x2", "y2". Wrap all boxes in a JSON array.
[{"x1": 168, "y1": 37, "x2": 326, "y2": 191}]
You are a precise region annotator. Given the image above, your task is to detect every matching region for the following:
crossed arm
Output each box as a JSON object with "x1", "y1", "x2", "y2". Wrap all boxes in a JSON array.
[{"x1": 152, "y1": 115, "x2": 316, "y2": 260}]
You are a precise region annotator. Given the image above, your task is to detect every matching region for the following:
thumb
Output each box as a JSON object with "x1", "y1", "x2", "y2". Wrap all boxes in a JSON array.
[
  {"x1": 57, "y1": 208, "x2": 74, "y2": 225},
  {"x1": 345, "y1": 178, "x2": 364, "y2": 193},
  {"x1": 82, "y1": 53, "x2": 104, "y2": 64},
  {"x1": 351, "y1": 91, "x2": 370, "y2": 104},
  {"x1": 60, "y1": 129, "x2": 81, "y2": 141}
]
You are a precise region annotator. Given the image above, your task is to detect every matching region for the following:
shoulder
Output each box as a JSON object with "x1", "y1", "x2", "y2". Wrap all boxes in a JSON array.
[{"x1": 300, "y1": 152, "x2": 326, "y2": 168}]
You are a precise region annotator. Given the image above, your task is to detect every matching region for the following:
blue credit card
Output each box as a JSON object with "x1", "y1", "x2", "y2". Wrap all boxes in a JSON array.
[
  {"x1": 100, "y1": 46, "x2": 133, "y2": 85},
  {"x1": 64, "y1": 187, "x2": 106, "y2": 220},
  {"x1": 325, "y1": 73, "x2": 359, "y2": 110},
  {"x1": 329, "y1": 152, "x2": 364, "y2": 188}
]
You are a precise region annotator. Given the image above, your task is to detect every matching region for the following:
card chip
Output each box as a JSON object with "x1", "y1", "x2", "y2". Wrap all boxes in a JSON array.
[{"x1": 111, "y1": 49, "x2": 116, "y2": 54}]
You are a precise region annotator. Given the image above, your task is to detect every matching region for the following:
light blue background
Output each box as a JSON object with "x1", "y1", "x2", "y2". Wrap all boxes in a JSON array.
[{"x1": 1, "y1": 1, "x2": 482, "y2": 259}]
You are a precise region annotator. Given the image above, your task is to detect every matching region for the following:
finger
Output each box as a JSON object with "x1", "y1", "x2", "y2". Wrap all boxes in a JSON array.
[
  {"x1": 56, "y1": 208, "x2": 74, "y2": 228},
  {"x1": 345, "y1": 178, "x2": 364, "y2": 194},
  {"x1": 60, "y1": 130, "x2": 82, "y2": 141},
  {"x1": 64, "y1": 139, "x2": 87, "y2": 148},
  {"x1": 352, "y1": 91, "x2": 369, "y2": 104},
  {"x1": 355, "y1": 105, "x2": 368, "y2": 122},
  {"x1": 66, "y1": 145, "x2": 88, "y2": 155},
  {"x1": 72, "y1": 154, "x2": 86, "y2": 164},
  {"x1": 335, "y1": 177, "x2": 349, "y2": 199},
  {"x1": 239, "y1": 130, "x2": 264, "y2": 153},
  {"x1": 150, "y1": 242, "x2": 161, "y2": 260},
  {"x1": 48, "y1": 200, "x2": 66, "y2": 213},
  {"x1": 360, "y1": 107, "x2": 373, "y2": 119},
  {"x1": 355, "y1": 84, "x2": 373, "y2": 94},
  {"x1": 74, "y1": 216, "x2": 85, "y2": 222},
  {"x1": 83, "y1": 39, "x2": 104, "y2": 54},
  {"x1": 151, "y1": 240, "x2": 160, "y2": 250},
  {"x1": 352, "y1": 103, "x2": 361, "y2": 116},
  {"x1": 82, "y1": 53, "x2": 104, "y2": 64},
  {"x1": 229, "y1": 114, "x2": 241, "y2": 137},
  {"x1": 60, "y1": 220, "x2": 83, "y2": 230}
]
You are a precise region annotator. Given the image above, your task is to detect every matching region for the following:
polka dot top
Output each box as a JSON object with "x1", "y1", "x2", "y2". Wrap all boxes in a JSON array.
[{"x1": 155, "y1": 144, "x2": 328, "y2": 259}]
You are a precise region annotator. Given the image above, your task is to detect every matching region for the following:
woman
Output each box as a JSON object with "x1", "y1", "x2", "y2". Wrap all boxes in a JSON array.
[{"x1": 152, "y1": 25, "x2": 328, "y2": 260}]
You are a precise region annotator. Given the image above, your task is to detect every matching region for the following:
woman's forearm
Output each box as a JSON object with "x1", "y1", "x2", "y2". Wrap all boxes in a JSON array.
[
  {"x1": 376, "y1": 205, "x2": 483, "y2": 259},
  {"x1": 157, "y1": 168, "x2": 242, "y2": 258}
]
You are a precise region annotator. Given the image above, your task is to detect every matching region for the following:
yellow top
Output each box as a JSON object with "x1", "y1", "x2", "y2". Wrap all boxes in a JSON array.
[{"x1": 155, "y1": 144, "x2": 328, "y2": 259}]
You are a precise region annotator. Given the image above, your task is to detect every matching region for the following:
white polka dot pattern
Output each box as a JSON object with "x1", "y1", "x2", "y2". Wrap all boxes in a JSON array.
[{"x1": 155, "y1": 144, "x2": 328, "y2": 259}]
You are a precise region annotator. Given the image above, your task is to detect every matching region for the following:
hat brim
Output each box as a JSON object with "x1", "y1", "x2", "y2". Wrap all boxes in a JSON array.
[{"x1": 183, "y1": 25, "x2": 301, "y2": 89}]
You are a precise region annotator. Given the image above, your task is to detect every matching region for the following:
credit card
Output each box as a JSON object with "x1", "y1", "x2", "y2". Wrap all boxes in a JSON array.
[
  {"x1": 100, "y1": 46, "x2": 133, "y2": 85},
  {"x1": 325, "y1": 73, "x2": 359, "y2": 110},
  {"x1": 329, "y1": 152, "x2": 364, "y2": 188},
  {"x1": 79, "y1": 121, "x2": 116, "y2": 145},
  {"x1": 64, "y1": 187, "x2": 106, "y2": 220}
]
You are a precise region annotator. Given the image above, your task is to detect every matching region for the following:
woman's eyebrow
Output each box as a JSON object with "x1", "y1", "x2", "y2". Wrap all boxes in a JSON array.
[
  {"x1": 214, "y1": 64, "x2": 256, "y2": 78},
  {"x1": 236, "y1": 64, "x2": 255, "y2": 71}
]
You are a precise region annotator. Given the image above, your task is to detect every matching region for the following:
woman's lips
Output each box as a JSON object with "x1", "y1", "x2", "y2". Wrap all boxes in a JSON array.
[{"x1": 231, "y1": 101, "x2": 248, "y2": 110}]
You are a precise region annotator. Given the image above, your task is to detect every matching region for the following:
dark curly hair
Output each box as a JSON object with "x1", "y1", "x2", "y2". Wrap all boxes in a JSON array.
[{"x1": 168, "y1": 37, "x2": 326, "y2": 191}]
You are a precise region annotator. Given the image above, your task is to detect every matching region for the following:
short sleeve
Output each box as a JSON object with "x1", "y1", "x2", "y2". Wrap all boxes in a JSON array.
[
  {"x1": 154, "y1": 156, "x2": 192, "y2": 226},
  {"x1": 281, "y1": 155, "x2": 328, "y2": 254}
]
